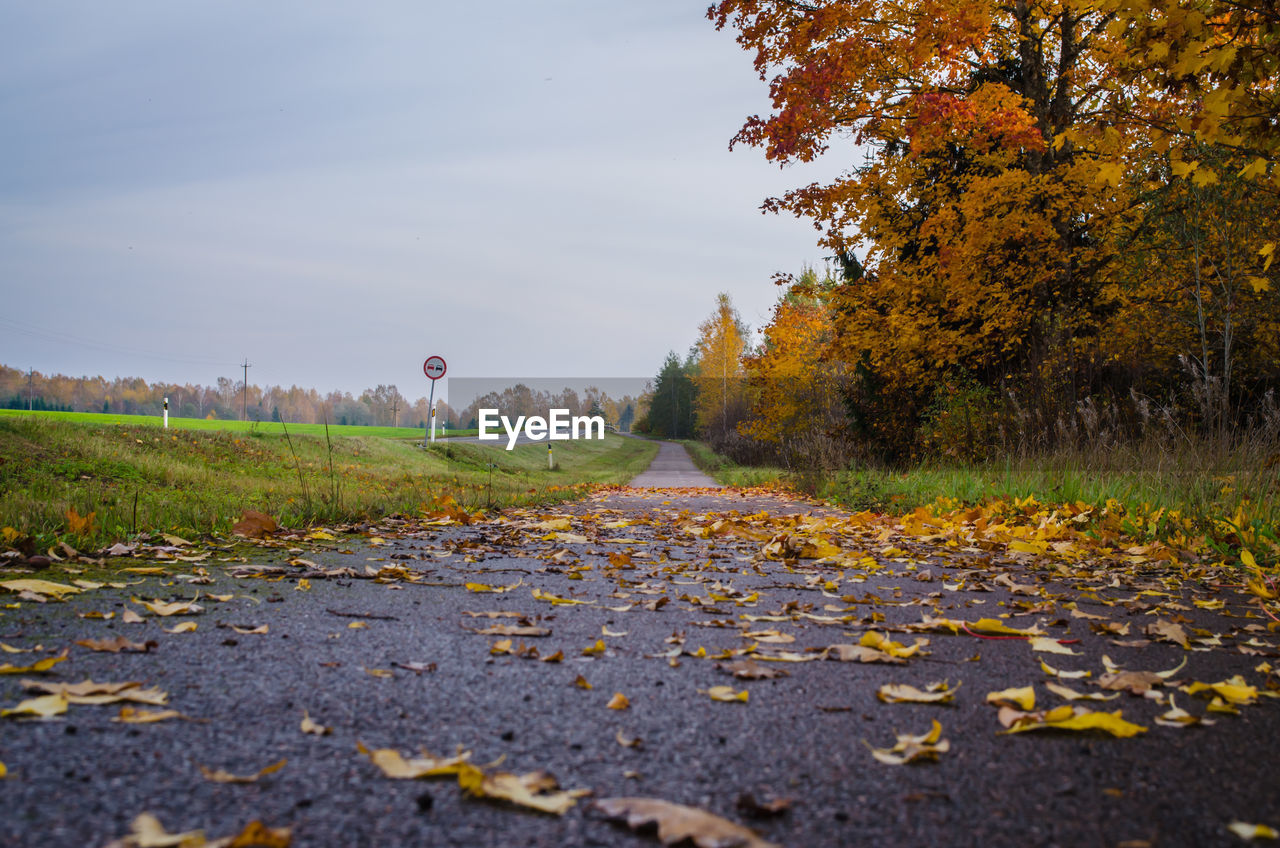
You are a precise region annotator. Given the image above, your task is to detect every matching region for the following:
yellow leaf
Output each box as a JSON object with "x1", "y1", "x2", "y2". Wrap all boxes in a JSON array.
[
  {"x1": 0, "y1": 579, "x2": 82, "y2": 600},
  {"x1": 1239, "y1": 157, "x2": 1269, "y2": 181},
  {"x1": 574, "y1": 675, "x2": 593, "y2": 690},
  {"x1": 0, "y1": 650, "x2": 69, "y2": 675},
  {"x1": 457, "y1": 763, "x2": 586, "y2": 815},
  {"x1": 357, "y1": 741, "x2": 472, "y2": 778},
  {"x1": 1, "y1": 691, "x2": 68, "y2": 718},
  {"x1": 1192, "y1": 168, "x2": 1220, "y2": 187},
  {"x1": 111, "y1": 707, "x2": 184, "y2": 724},
  {"x1": 607, "y1": 692, "x2": 631, "y2": 710},
  {"x1": 703, "y1": 686, "x2": 749, "y2": 703},
  {"x1": 877, "y1": 681, "x2": 958, "y2": 704},
  {"x1": 300, "y1": 710, "x2": 331, "y2": 736},
  {"x1": 986, "y1": 686, "x2": 1036, "y2": 711},
  {"x1": 1227, "y1": 821, "x2": 1279, "y2": 841},
  {"x1": 1182, "y1": 675, "x2": 1257, "y2": 705},
  {"x1": 164, "y1": 621, "x2": 197, "y2": 634},
  {"x1": 1028, "y1": 637, "x2": 1080, "y2": 655},
  {"x1": 1248, "y1": 276, "x2": 1272, "y2": 294},
  {"x1": 348, "y1": 621, "x2": 367, "y2": 629},
  {"x1": 867, "y1": 719, "x2": 948, "y2": 764},
  {"x1": 1003, "y1": 707, "x2": 1147, "y2": 737},
  {"x1": 583, "y1": 639, "x2": 607, "y2": 657},
  {"x1": 1039, "y1": 659, "x2": 1091, "y2": 679},
  {"x1": 200, "y1": 758, "x2": 287, "y2": 783}
]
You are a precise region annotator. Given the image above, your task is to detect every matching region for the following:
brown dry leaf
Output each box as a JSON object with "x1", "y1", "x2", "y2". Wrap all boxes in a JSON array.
[
  {"x1": 357, "y1": 742, "x2": 473, "y2": 778},
  {"x1": 1146, "y1": 619, "x2": 1190, "y2": 649},
  {"x1": 300, "y1": 710, "x2": 330, "y2": 736},
  {"x1": 76, "y1": 636, "x2": 156, "y2": 653},
  {"x1": 1098, "y1": 671, "x2": 1164, "y2": 695},
  {"x1": 574, "y1": 675, "x2": 593, "y2": 690},
  {"x1": 23, "y1": 680, "x2": 169, "y2": 706},
  {"x1": 717, "y1": 659, "x2": 789, "y2": 680},
  {"x1": 122, "y1": 609, "x2": 145, "y2": 624},
  {"x1": 102, "y1": 813, "x2": 206, "y2": 848},
  {"x1": 594, "y1": 797, "x2": 778, "y2": 848},
  {"x1": 232, "y1": 510, "x2": 278, "y2": 539},
  {"x1": 471, "y1": 624, "x2": 551, "y2": 637},
  {"x1": 736, "y1": 793, "x2": 792, "y2": 819},
  {"x1": 200, "y1": 758, "x2": 287, "y2": 784},
  {"x1": 225, "y1": 820, "x2": 292, "y2": 848},
  {"x1": 607, "y1": 692, "x2": 631, "y2": 710},
  {"x1": 0, "y1": 649, "x2": 69, "y2": 674},
  {"x1": 231, "y1": 625, "x2": 269, "y2": 635},
  {"x1": 877, "y1": 681, "x2": 959, "y2": 704}
]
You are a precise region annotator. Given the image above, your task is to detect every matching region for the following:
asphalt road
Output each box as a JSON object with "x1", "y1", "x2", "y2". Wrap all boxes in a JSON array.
[{"x1": 0, "y1": 453, "x2": 1277, "y2": 847}]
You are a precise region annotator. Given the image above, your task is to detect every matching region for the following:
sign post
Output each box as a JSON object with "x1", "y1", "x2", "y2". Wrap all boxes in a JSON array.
[
  {"x1": 422, "y1": 355, "x2": 447, "y2": 446},
  {"x1": 163, "y1": 397, "x2": 169, "y2": 429}
]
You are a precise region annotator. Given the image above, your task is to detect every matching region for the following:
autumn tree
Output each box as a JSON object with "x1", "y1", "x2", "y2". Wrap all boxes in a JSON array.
[
  {"x1": 740, "y1": 269, "x2": 852, "y2": 468},
  {"x1": 691, "y1": 293, "x2": 749, "y2": 441}
]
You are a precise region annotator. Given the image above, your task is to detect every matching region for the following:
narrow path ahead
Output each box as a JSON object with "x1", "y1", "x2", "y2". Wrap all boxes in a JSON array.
[{"x1": 627, "y1": 441, "x2": 721, "y2": 488}]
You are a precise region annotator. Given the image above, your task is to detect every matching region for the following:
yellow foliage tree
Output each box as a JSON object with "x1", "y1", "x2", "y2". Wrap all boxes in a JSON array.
[{"x1": 692, "y1": 293, "x2": 748, "y2": 439}]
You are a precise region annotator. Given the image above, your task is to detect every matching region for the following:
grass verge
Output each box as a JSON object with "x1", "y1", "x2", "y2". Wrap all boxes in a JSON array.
[
  {"x1": 0, "y1": 414, "x2": 657, "y2": 550},
  {"x1": 682, "y1": 440, "x2": 1279, "y2": 562}
]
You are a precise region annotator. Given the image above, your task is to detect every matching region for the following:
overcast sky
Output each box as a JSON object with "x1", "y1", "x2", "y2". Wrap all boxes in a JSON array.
[{"x1": 1, "y1": 1, "x2": 840, "y2": 403}]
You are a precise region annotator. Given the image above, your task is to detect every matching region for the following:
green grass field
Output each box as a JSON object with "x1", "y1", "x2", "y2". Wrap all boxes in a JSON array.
[
  {"x1": 0, "y1": 408, "x2": 476, "y2": 439},
  {"x1": 0, "y1": 411, "x2": 657, "y2": 549}
]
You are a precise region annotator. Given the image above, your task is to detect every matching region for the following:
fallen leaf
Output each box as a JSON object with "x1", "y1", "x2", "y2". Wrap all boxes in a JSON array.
[
  {"x1": 594, "y1": 797, "x2": 778, "y2": 848},
  {"x1": 358, "y1": 742, "x2": 473, "y2": 778},
  {"x1": 23, "y1": 680, "x2": 169, "y2": 706},
  {"x1": 0, "y1": 579, "x2": 82, "y2": 600},
  {"x1": 1227, "y1": 821, "x2": 1279, "y2": 841},
  {"x1": 867, "y1": 719, "x2": 949, "y2": 764},
  {"x1": 200, "y1": 758, "x2": 287, "y2": 784},
  {"x1": 1, "y1": 691, "x2": 68, "y2": 718},
  {"x1": 986, "y1": 686, "x2": 1035, "y2": 711},
  {"x1": 231, "y1": 625, "x2": 269, "y2": 635},
  {"x1": 1045, "y1": 681, "x2": 1120, "y2": 702},
  {"x1": 877, "y1": 681, "x2": 959, "y2": 704},
  {"x1": 136, "y1": 598, "x2": 203, "y2": 617},
  {"x1": 827, "y1": 644, "x2": 905, "y2": 664},
  {"x1": 232, "y1": 510, "x2": 278, "y2": 539},
  {"x1": 300, "y1": 710, "x2": 331, "y2": 736},
  {"x1": 574, "y1": 675, "x2": 593, "y2": 690},
  {"x1": 702, "y1": 686, "x2": 749, "y2": 703},
  {"x1": 1154, "y1": 696, "x2": 1215, "y2": 728},
  {"x1": 164, "y1": 622, "x2": 198, "y2": 634},
  {"x1": 1001, "y1": 706, "x2": 1147, "y2": 738},
  {"x1": 1028, "y1": 637, "x2": 1080, "y2": 655},
  {"x1": 111, "y1": 707, "x2": 185, "y2": 723},
  {"x1": 615, "y1": 729, "x2": 642, "y2": 748},
  {"x1": 471, "y1": 624, "x2": 551, "y2": 637},
  {"x1": 122, "y1": 610, "x2": 144, "y2": 624},
  {"x1": 0, "y1": 649, "x2": 69, "y2": 673},
  {"x1": 607, "y1": 692, "x2": 631, "y2": 710},
  {"x1": 76, "y1": 636, "x2": 156, "y2": 653},
  {"x1": 458, "y1": 763, "x2": 588, "y2": 815},
  {"x1": 717, "y1": 659, "x2": 789, "y2": 680},
  {"x1": 1038, "y1": 658, "x2": 1091, "y2": 679},
  {"x1": 1147, "y1": 619, "x2": 1190, "y2": 649}
]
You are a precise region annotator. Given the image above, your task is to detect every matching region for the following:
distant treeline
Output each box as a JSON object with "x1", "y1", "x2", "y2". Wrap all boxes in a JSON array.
[
  {"x1": 0, "y1": 365, "x2": 442, "y2": 427},
  {"x1": 0, "y1": 365, "x2": 645, "y2": 431}
]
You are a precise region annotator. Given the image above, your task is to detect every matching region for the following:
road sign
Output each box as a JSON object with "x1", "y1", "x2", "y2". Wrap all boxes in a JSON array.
[{"x1": 424, "y1": 356, "x2": 447, "y2": 380}]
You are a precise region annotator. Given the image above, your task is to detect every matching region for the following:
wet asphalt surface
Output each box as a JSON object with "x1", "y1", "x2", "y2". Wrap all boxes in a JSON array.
[{"x1": 1, "y1": 480, "x2": 1278, "y2": 847}]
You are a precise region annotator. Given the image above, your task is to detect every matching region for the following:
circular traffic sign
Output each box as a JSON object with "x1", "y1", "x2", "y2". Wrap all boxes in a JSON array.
[{"x1": 423, "y1": 356, "x2": 447, "y2": 380}]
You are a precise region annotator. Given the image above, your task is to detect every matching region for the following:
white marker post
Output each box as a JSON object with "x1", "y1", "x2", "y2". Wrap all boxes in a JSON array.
[
  {"x1": 163, "y1": 397, "x2": 169, "y2": 429},
  {"x1": 422, "y1": 355, "x2": 447, "y2": 447},
  {"x1": 548, "y1": 443, "x2": 553, "y2": 469}
]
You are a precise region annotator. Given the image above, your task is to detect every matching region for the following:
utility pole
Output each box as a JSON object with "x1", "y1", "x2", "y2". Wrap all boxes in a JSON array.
[
  {"x1": 27, "y1": 367, "x2": 33, "y2": 411},
  {"x1": 241, "y1": 358, "x2": 252, "y2": 422},
  {"x1": 391, "y1": 395, "x2": 400, "y2": 428}
]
